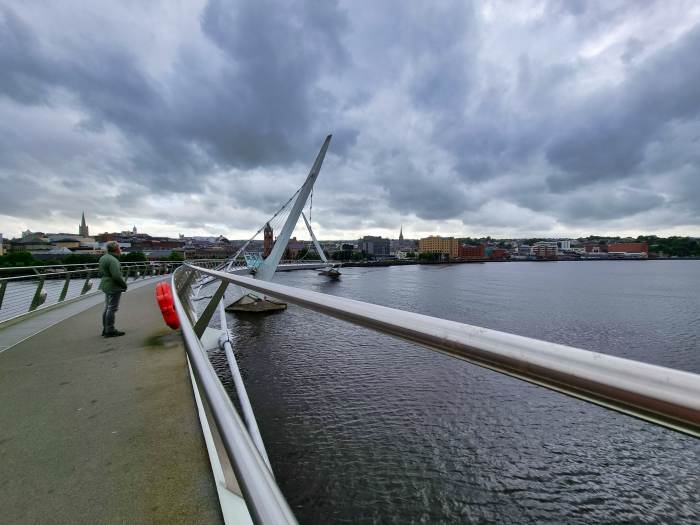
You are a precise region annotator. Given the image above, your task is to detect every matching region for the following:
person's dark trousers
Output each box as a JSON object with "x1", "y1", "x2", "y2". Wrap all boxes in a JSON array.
[{"x1": 102, "y1": 292, "x2": 122, "y2": 335}]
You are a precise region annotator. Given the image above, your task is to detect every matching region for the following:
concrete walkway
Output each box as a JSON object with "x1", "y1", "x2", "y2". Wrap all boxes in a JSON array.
[{"x1": 0, "y1": 282, "x2": 222, "y2": 524}]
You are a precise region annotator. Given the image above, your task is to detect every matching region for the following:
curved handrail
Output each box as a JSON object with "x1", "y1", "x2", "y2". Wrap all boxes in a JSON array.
[
  {"x1": 185, "y1": 264, "x2": 700, "y2": 438},
  {"x1": 171, "y1": 267, "x2": 297, "y2": 525}
]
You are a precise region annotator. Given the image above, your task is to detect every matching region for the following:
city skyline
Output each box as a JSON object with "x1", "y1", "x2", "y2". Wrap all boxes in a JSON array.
[
  {"x1": 1, "y1": 2, "x2": 699, "y2": 240},
  {"x1": 4, "y1": 210, "x2": 695, "y2": 243}
]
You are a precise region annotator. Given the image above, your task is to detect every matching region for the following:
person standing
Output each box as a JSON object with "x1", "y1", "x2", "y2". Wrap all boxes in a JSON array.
[{"x1": 99, "y1": 241, "x2": 128, "y2": 337}]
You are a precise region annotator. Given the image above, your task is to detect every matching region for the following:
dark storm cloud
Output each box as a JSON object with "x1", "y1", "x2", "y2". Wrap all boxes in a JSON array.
[
  {"x1": 557, "y1": 189, "x2": 665, "y2": 222},
  {"x1": 375, "y1": 153, "x2": 472, "y2": 221},
  {"x1": 546, "y1": 25, "x2": 700, "y2": 191},
  {"x1": 180, "y1": 0, "x2": 352, "y2": 166},
  {"x1": 0, "y1": 0, "x2": 699, "y2": 237},
  {"x1": 0, "y1": 1, "x2": 354, "y2": 192}
]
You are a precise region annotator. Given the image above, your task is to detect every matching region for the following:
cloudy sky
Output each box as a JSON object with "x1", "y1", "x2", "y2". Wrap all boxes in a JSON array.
[{"x1": 1, "y1": 0, "x2": 699, "y2": 241}]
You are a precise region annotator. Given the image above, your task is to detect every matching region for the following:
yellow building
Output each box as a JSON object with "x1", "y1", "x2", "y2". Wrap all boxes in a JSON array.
[{"x1": 418, "y1": 236, "x2": 458, "y2": 259}]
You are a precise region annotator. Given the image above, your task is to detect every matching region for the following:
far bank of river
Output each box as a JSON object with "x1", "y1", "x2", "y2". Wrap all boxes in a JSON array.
[{"x1": 338, "y1": 256, "x2": 700, "y2": 268}]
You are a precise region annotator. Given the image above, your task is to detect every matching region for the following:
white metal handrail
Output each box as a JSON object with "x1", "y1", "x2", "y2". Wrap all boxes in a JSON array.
[
  {"x1": 0, "y1": 259, "x2": 226, "y2": 276},
  {"x1": 171, "y1": 267, "x2": 297, "y2": 525},
  {"x1": 184, "y1": 263, "x2": 700, "y2": 438}
]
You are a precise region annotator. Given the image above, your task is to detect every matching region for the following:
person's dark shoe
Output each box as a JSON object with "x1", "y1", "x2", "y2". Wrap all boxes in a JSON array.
[{"x1": 104, "y1": 330, "x2": 126, "y2": 338}]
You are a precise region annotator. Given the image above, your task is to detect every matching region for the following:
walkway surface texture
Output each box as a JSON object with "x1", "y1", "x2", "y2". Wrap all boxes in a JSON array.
[{"x1": 0, "y1": 280, "x2": 222, "y2": 524}]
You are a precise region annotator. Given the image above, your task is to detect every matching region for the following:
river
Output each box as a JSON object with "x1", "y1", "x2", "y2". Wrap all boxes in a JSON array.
[{"x1": 210, "y1": 260, "x2": 700, "y2": 523}]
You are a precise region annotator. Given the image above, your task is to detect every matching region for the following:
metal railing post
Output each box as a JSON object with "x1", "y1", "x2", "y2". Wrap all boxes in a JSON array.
[
  {"x1": 29, "y1": 277, "x2": 46, "y2": 311},
  {"x1": 193, "y1": 281, "x2": 229, "y2": 338},
  {"x1": 0, "y1": 281, "x2": 6, "y2": 311},
  {"x1": 58, "y1": 274, "x2": 71, "y2": 302},
  {"x1": 80, "y1": 274, "x2": 93, "y2": 295}
]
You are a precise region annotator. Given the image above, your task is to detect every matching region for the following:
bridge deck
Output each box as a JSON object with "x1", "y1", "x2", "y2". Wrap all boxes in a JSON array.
[{"x1": 0, "y1": 281, "x2": 222, "y2": 524}]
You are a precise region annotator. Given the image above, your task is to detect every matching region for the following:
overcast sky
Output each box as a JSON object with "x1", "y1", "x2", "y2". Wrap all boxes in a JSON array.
[{"x1": 1, "y1": 0, "x2": 699, "y2": 241}]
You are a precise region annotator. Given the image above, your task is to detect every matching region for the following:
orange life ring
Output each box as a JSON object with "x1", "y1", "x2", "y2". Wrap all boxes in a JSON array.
[{"x1": 155, "y1": 282, "x2": 180, "y2": 329}]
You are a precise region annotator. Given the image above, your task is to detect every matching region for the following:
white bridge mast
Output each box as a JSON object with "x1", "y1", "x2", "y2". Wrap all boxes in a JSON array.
[{"x1": 256, "y1": 135, "x2": 332, "y2": 282}]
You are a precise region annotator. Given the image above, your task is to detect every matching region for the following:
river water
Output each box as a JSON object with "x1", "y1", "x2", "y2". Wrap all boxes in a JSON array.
[{"x1": 210, "y1": 261, "x2": 700, "y2": 524}]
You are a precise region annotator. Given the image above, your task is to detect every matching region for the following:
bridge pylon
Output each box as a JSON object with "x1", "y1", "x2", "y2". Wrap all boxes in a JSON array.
[{"x1": 226, "y1": 135, "x2": 332, "y2": 312}]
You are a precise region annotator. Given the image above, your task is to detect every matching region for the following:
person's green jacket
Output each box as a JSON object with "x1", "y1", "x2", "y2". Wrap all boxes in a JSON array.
[{"x1": 98, "y1": 253, "x2": 128, "y2": 293}]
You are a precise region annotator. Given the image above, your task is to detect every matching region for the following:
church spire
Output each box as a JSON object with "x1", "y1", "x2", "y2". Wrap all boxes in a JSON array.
[
  {"x1": 79, "y1": 212, "x2": 89, "y2": 237},
  {"x1": 399, "y1": 225, "x2": 404, "y2": 241}
]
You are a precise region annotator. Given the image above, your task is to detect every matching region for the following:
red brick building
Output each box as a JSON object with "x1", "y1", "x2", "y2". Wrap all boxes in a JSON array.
[
  {"x1": 490, "y1": 248, "x2": 508, "y2": 260},
  {"x1": 458, "y1": 244, "x2": 485, "y2": 259},
  {"x1": 608, "y1": 242, "x2": 648, "y2": 253},
  {"x1": 584, "y1": 243, "x2": 607, "y2": 253}
]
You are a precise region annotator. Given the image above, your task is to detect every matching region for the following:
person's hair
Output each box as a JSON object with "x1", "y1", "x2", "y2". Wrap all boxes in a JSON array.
[{"x1": 106, "y1": 241, "x2": 120, "y2": 253}]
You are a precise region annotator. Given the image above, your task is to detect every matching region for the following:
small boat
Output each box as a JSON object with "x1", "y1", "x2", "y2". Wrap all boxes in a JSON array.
[{"x1": 318, "y1": 266, "x2": 342, "y2": 278}]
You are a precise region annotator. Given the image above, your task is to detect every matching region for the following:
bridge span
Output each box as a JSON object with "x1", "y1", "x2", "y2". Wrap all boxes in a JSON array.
[{"x1": 1, "y1": 259, "x2": 699, "y2": 524}]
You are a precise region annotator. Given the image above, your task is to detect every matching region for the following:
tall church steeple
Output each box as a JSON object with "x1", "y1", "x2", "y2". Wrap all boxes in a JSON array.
[
  {"x1": 79, "y1": 212, "x2": 89, "y2": 237},
  {"x1": 399, "y1": 225, "x2": 404, "y2": 241}
]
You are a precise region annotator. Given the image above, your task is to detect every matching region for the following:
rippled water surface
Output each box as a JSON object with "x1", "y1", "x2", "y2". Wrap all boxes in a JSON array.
[{"x1": 209, "y1": 261, "x2": 700, "y2": 523}]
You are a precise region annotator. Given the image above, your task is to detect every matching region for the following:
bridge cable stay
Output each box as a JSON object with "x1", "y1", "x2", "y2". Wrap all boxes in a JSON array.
[
  {"x1": 223, "y1": 185, "x2": 303, "y2": 271},
  {"x1": 192, "y1": 186, "x2": 302, "y2": 298},
  {"x1": 193, "y1": 201, "x2": 298, "y2": 295},
  {"x1": 301, "y1": 211, "x2": 328, "y2": 264}
]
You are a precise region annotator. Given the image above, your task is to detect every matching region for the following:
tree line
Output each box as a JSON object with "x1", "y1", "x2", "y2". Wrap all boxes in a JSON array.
[{"x1": 0, "y1": 250, "x2": 184, "y2": 268}]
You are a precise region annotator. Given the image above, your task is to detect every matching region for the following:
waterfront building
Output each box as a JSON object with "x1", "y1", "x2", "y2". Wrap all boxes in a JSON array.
[
  {"x1": 418, "y1": 236, "x2": 458, "y2": 259},
  {"x1": 51, "y1": 236, "x2": 82, "y2": 250},
  {"x1": 608, "y1": 242, "x2": 648, "y2": 257},
  {"x1": 533, "y1": 241, "x2": 558, "y2": 260},
  {"x1": 458, "y1": 244, "x2": 485, "y2": 259},
  {"x1": 490, "y1": 248, "x2": 508, "y2": 260},
  {"x1": 11, "y1": 237, "x2": 52, "y2": 254},
  {"x1": 360, "y1": 236, "x2": 391, "y2": 257},
  {"x1": 517, "y1": 244, "x2": 532, "y2": 256},
  {"x1": 584, "y1": 243, "x2": 607, "y2": 253},
  {"x1": 284, "y1": 237, "x2": 307, "y2": 259},
  {"x1": 557, "y1": 240, "x2": 572, "y2": 251},
  {"x1": 78, "y1": 212, "x2": 89, "y2": 237}
]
